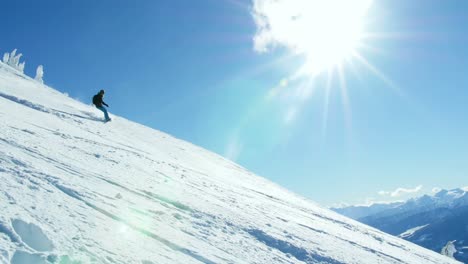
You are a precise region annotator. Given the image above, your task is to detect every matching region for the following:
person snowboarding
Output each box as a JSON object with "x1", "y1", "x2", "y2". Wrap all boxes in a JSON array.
[{"x1": 92, "y1": 89, "x2": 111, "y2": 122}]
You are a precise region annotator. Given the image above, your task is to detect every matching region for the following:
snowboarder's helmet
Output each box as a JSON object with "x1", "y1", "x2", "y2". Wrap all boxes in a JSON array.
[{"x1": 99, "y1": 89, "x2": 105, "y2": 94}]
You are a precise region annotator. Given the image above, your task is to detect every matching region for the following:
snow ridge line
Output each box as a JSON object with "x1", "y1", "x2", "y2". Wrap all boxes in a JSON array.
[
  {"x1": 0, "y1": 221, "x2": 21, "y2": 244},
  {"x1": 245, "y1": 228, "x2": 346, "y2": 264},
  {"x1": 47, "y1": 179, "x2": 216, "y2": 264},
  {"x1": 0, "y1": 91, "x2": 99, "y2": 122},
  {"x1": 97, "y1": 176, "x2": 194, "y2": 213},
  {"x1": 11, "y1": 219, "x2": 54, "y2": 252},
  {"x1": 0, "y1": 92, "x2": 48, "y2": 113},
  {"x1": 297, "y1": 223, "x2": 407, "y2": 263}
]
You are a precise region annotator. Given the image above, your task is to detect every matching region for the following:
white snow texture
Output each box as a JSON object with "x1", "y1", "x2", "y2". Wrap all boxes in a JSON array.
[
  {"x1": 441, "y1": 241, "x2": 457, "y2": 259},
  {"x1": 2, "y1": 49, "x2": 25, "y2": 73},
  {"x1": 0, "y1": 61, "x2": 461, "y2": 264},
  {"x1": 35, "y1": 65, "x2": 44, "y2": 84}
]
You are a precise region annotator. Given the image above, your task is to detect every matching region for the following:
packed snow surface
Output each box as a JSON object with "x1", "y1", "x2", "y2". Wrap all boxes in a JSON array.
[{"x1": 0, "y1": 62, "x2": 460, "y2": 264}]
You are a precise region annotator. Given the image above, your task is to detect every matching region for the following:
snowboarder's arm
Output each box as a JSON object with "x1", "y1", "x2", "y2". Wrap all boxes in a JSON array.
[{"x1": 103, "y1": 101, "x2": 109, "y2": 107}]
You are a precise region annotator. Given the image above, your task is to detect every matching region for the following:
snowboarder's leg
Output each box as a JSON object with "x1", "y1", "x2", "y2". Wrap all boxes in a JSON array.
[{"x1": 97, "y1": 106, "x2": 111, "y2": 121}]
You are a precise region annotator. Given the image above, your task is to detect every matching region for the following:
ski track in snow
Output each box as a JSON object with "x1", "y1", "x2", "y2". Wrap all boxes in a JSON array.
[{"x1": 0, "y1": 61, "x2": 462, "y2": 263}]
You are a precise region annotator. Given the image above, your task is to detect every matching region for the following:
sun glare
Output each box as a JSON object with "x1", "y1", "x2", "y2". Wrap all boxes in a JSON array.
[
  {"x1": 252, "y1": 0, "x2": 399, "y2": 134},
  {"x1": 253, "y1": 0, "x2": 373, "y2": 76},
  {"x1": 294, "y1": 0, "x2": 373, "y2": 75}
]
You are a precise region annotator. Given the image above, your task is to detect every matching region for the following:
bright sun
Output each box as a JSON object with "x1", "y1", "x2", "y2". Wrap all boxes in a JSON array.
[
  {"x1": 253, "y1": 0, "x2": 373, "y2": 76},
  {"x1": 294, "y1": 1, "x2": 373, "y2": 74},
  {"x1": 253, "y1": 0, "x2": 386, "y2": 128}
]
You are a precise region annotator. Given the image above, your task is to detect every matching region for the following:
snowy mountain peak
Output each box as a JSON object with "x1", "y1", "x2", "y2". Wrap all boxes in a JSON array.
[
  {"x1": 446, "y1": 188, "x2": 465, "y2": 196},
  {"x1": 432, "y1": 188, "x2": 466, "y2": 206},
  {"x1": 333, "y1": 187, "x2": 468, "y2": 263},
  {"x1": 412, "y1": 194, "x2": 433, "y2": 206},
  {"x1": 435, "y1": 188, "x2": 465, "y2": 197},
  {"x1": 0, "y1": 61, "x2": 460, "y2": 263},
  {"x1": 435, "y1": 189, "x2": 450, "y2": 197},
  {"x1": 335, "y1": 188, "x2": 468, "y2": 221}
]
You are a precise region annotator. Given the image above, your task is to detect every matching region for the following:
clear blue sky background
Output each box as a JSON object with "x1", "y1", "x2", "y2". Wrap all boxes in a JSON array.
[{"x1": 2, "y1": 0, "x2": 467, "y2": 206}]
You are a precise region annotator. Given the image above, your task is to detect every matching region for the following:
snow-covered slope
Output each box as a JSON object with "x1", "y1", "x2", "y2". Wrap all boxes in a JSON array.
[{"x1": 0, "y1": 62, "x2": 460, "y2": 264}]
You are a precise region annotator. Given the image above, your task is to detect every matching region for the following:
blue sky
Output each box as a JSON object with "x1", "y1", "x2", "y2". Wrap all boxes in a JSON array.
[{"x1": 2, "y1": 0, "x2": 468, "y2": 206}]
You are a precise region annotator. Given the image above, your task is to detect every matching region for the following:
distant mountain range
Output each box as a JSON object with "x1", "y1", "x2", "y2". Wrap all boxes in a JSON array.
[{"x1": 332, "y1": 188, "x2": 468, "y2": 263}]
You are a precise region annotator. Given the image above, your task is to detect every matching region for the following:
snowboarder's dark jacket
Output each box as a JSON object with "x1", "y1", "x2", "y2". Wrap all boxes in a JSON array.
[{"x1": 93, "y1": 93, "x2": 108, "y2": 108}]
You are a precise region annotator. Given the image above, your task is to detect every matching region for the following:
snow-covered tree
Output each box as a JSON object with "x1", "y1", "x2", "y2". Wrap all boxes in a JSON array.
[
  {"x1": 11, "y1": 53, "x2": 23, "y2": 70},
  {"x1": 9, "y1": 49, "x2": 20, "y2": 67},
  {"x1": 3, "y1": 49, "x2": 25, "y2": 73},
  {"x1": 10, "y1": 49, "x2": 17, "y2": 59},
  {"x1": 35, "y1": 65, "x2": 44, "y2": 83},
  {"x1": 441, "y1": 240, "x2": 457, "y2": 259},
  {"x1": 2, "y1": 52, "x2": 9, "y2": 63},
  {"x1": 18, "y1": 62, "x2": 25, "y2": 73},
  {"x1": 3, "y1": 49, "x2": 44, "y2": 79}
]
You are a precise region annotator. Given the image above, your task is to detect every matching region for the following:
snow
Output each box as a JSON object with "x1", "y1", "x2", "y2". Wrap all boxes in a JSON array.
[
  {"x1": 441, "y1": 241, "x2": 457, "y2": 259},
  {"x1": 434, "y1": 188, "x2": 466, "y2": 205},
  {"x1": 398, "y1": 224, "x2": 429, "y2": 239},
  {"x1": 0, "y1": 60, "x2": 461, "y2": 264},
  {"x1": 331, "y1": 201, "x2": 403, "y2": 220},
  {"x1": 34, "y1": 65, "x2": 43, "y2": 84},
  {"x1": 336, "y1": 187, "x2": 468, "y2": 222},
  {"x1": 2, "y1": 49, "x2": 25, "y2": 73}
]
